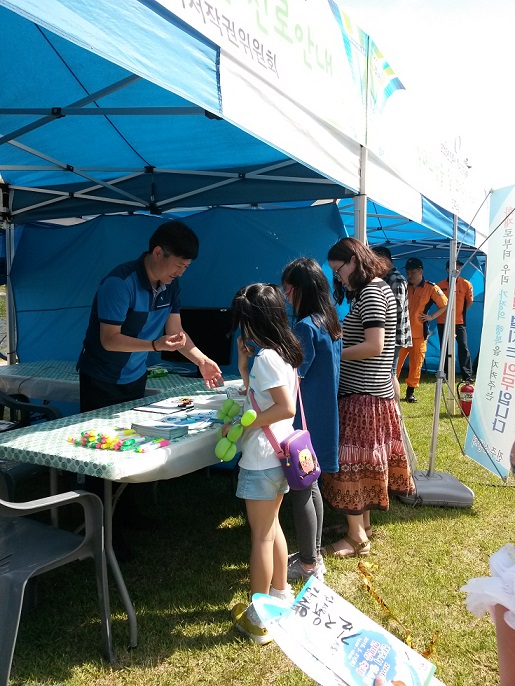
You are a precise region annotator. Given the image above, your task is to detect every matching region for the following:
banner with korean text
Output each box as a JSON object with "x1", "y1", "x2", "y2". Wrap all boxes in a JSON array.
[
  {"x1": 159, "y1": 0, "x2": 404, "y2": 196},
  {"x1": 465, "y1": 185, "x2": 515, "y2": 479}
]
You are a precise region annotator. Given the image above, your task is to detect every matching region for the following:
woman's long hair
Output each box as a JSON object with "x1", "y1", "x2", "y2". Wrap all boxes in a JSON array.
[
  {"x1": 230, "y1": 283, "x2": 303, "y2": 368},
  {"x1": 328, "y1": 237, "x2": 387, "y2": 304},
  {"x1": 282, "y1": 258, "x2": 341, "y2": 341}
]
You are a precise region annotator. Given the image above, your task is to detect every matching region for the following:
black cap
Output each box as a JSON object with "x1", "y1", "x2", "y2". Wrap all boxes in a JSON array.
[
  {"x1": 446, "y1": 259, "x2": 464, "y2": 268},
  {"x1": 405, "y1": 257, "x2": 423, "y2": 270}
]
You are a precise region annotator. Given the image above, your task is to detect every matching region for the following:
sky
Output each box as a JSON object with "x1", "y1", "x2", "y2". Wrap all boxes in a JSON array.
[{"x1": 341, "y1": 0, "x2": 514, "y2": 192}]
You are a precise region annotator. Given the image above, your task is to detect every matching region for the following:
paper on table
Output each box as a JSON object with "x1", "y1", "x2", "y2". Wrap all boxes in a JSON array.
[{"x1": 132, "y1": 410, "x2": 219, "y2": 437}]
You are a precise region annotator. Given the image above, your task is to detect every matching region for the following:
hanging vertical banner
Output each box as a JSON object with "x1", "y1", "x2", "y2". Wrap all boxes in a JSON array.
[{"x1": 465, "y1": 185, "x2": 515, "y2": 479}]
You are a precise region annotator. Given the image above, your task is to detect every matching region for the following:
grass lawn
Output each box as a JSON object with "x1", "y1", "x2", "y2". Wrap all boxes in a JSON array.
[{"x1": 8, "y1": 373, "x2": 514, "y2": 685}]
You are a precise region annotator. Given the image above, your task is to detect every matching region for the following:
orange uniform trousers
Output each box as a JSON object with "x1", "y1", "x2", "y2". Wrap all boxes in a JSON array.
[{"x1": 396, "y1": 338, "x2": 427, "y2": 388}]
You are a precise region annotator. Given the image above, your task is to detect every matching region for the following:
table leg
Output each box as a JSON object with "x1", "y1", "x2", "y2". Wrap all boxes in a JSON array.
[
  {"x1": 50, "y1": 468, "x2": 59, "y2": 527},
  {"x1": 103, "y1": 480, "x2": 138, "y2": 648}
]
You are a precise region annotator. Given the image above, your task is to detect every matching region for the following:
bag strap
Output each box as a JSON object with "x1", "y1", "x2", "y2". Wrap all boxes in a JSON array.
[{"x1": 249, "y1": 371, "x2": 304, "y2": 459}]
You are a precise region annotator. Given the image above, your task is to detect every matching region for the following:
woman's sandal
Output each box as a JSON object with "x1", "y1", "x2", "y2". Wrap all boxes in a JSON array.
[{"x1": 321, "y1": 535, "x2": 370, "y2": 559}]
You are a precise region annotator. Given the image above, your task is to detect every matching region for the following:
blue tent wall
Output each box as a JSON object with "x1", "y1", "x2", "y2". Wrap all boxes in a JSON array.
[
  {"x1": 10, "y1": 205, "x2": 484, "y2": 375},
  {"x1": 11, "y1": 204, "x2": 346, "y2": 374}
]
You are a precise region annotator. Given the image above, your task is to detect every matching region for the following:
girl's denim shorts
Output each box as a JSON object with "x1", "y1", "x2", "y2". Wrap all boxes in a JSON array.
[{"x1": 236, "y1": 466, "x2": 289, "y2": 500}]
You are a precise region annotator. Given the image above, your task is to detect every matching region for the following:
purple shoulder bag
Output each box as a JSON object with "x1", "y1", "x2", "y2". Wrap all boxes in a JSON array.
[{"x1": 249, "y1": 375, "x2": 321, "y2": 490}]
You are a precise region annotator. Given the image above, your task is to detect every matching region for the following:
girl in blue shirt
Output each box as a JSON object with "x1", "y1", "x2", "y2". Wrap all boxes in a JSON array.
[{"x1": 282, "y1": 258, "x2": 342, "y2": 581}]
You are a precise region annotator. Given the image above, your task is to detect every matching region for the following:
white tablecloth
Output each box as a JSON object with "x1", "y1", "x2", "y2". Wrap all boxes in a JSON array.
[{"x1": 0, "y1": 386, "x2": 239, "y2": 482}]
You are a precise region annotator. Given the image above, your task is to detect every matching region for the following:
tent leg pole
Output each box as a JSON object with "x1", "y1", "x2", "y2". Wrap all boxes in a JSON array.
[
  {"x1": 447, "y1": 216, "x2": 458, "y2": 413},
  {"x1": 427, "y1": 371, "x2": 445, "y2": 477},
  {"x1": 354, "y1": 146, "x2": 367, "y2": 243},
  {"x1": 427, "y1": 272, "x2": 457, "y2": 474},
  {"x1": 4, "y1": 218, "x2": 16, "y2": 365}
]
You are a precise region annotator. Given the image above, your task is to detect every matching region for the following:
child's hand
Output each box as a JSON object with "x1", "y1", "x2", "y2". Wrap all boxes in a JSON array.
[{"x1": 221, "y1": 422, "x2": 232, "y2": 438}]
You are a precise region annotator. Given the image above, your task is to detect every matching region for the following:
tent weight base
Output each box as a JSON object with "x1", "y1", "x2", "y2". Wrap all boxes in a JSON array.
[{"x1": 398, "y1": 470, "x2": 474, "y2": 508}]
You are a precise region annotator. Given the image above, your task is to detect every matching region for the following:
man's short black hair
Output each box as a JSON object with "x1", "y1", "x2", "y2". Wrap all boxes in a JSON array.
[
  {"x1": 446, "y1": 259, "x2": 464, "y2": 269},
  {"x1": 149, "y1": 220, "x2": 199, "y2": 260},
  {"x1": 372, "y1": 246, "x2": 392, "y2": 260}
]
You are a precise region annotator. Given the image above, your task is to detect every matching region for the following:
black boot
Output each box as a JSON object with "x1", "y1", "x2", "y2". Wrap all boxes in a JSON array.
[{"x1": 405, "y1": 386, "x2": 418, "y2": 403}]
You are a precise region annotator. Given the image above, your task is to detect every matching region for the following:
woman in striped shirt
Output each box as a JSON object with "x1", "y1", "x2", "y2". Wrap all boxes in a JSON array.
[{"x1": 321, "y1": 237, "x2": 415, "y2": 558}]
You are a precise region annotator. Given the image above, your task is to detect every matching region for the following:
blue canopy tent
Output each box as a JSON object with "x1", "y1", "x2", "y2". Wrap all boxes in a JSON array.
[
  {"x1": 0, "y1": 0, "x2": 366, "y2": 366},
  {"x1": 0, "y1": 0, "x2": 487, "y2": 378},
  {"x1": 0, "y1": 5, "x2": 356, "y2": 222}
]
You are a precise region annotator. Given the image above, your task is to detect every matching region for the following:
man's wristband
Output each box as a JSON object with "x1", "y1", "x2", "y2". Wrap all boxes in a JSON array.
[{"x1": 151, "y1": 339, "x2": 158, "y2": 352}]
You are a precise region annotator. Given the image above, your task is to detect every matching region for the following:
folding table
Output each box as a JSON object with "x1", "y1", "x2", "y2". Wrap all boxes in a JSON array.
[{"x1": 0, "y1": 379, "x2": 239, "y2": 648}]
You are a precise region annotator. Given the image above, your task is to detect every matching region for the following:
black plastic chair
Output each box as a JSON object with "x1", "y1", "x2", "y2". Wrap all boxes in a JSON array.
[
  {"x1": 0, "y1": 490, "x2": 114, "y2": 684},
  {"x1": 0, "y1": 392, "x2": 62, "y2": 501}
]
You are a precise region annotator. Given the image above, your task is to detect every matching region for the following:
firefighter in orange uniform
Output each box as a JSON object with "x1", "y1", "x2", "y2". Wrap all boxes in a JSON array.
[
  {"x1": 436, "y1": 259, "x2": 474, "y2": 382},
  {"x1": 397, "y1": 257, "x2": 448, "y2": 402}
]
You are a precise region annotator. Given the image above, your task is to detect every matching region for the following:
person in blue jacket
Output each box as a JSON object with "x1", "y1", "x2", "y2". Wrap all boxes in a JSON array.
[{"x1": 281, "y1": 258, "x2": 342, "y2": 581}]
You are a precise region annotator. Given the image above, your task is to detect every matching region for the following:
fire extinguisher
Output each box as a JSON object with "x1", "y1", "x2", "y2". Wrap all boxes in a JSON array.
[{"x1": 457, "y1": 381, "x2": 475, "y2": 417}]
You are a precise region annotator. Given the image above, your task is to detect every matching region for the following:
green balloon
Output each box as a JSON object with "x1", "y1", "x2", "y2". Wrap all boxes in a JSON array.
[
  {"x1": 241, "y1": 409, "x2": 257, "y2": 427},
  {"x1": 215, "y1": 437, "x2": 232, "y2": 460},
  {"x1": 227, "y1": 423, "x2": 243, "y2": 443},
  {"x1": 221, "y1": 398, "x2": 234, "y2": 415},
  {"x1": 221, "y1": 442, "x2": 237, "y2": 462},
  {"x1": 227, "y1": 402, "x2": 240, "y2": 418}
]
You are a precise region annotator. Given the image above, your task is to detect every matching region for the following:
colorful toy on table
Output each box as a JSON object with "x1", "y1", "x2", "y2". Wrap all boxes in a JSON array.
[
  {"x1": 214, "y1": 400, "x2": 257, "y2": 462},
  {"x1": 67, "y1": 428, "x2": 151, "y2": 452},
  {"x1": 135, "y1": 437, "x2": 170, "y2": 452}
]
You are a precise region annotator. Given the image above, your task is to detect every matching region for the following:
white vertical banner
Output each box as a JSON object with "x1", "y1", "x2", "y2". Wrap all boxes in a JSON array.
[{"x1": 465, "y1": 185, "x2": 515, "y2": 479}]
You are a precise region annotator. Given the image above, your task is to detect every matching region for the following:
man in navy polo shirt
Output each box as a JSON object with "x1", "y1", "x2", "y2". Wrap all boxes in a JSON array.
[
  {"x1": 78, "y1": 219, "x2": 223, "y2": 411},
  {"x1": 77, "y1": 220, "x2": 224, "y2": 559}
]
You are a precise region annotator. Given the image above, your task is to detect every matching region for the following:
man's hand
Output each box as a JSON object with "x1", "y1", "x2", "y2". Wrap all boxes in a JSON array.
[
  {"x1": 157, "y1": 331, "x2": 187, "y2": 352},
  {"x1": 198, "y1": 357, "x2": 224, "y2": 389}
]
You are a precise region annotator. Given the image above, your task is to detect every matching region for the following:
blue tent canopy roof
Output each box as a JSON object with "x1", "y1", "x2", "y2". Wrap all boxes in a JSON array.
[
  {"x1": 0, "y1": 0, "x2": 486, "y2": 249},
  {"x1": 0, "y1": 4, "x2": 354, "y2": 221},
  {"x1": 335, "y1": 197, "x2": 477, "y2": 247}
]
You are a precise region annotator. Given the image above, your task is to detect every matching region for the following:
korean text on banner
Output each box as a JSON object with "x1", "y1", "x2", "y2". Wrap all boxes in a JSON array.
[{"x1": 465, "y1": 186, "x2": 515, "y2": 479}]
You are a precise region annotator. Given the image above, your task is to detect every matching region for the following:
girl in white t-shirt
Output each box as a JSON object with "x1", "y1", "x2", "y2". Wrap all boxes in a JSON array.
[{"x1": 227, "y1": 283, "x2": 303, "y2": 645}]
